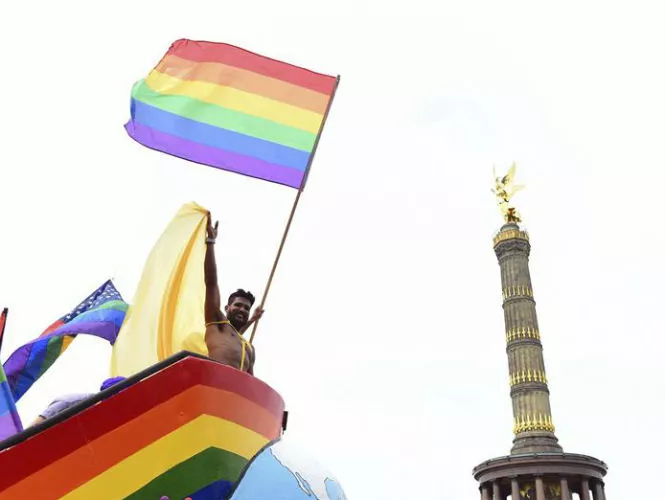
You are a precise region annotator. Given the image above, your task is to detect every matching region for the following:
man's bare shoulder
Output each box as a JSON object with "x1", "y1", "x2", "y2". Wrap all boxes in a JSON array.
[{"x1": 205, "y1": 321, "x2": 231, "y2": 339}]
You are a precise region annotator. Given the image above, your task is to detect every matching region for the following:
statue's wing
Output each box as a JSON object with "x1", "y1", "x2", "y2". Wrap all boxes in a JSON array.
[
  {"x1": 503, "y1": 163, "x2": 517, "y2": 186},
  {"x1": 508, "y1": 184, "x2": 525, "y2": 198}
]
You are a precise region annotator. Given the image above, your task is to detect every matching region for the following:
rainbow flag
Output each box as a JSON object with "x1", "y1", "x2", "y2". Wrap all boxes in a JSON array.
[
  {"x1": 0, "y1": 309, "x2": 23, "y2": 441},
  {"x1": 125, "y1": 39, "x2": 339, "y2": 189},
  {"x1": 3, "y1": 281, "x2": 128, "y2": 402},
  {"x1": 0, "y1": 364, "x2": 22, "y2": 442}
]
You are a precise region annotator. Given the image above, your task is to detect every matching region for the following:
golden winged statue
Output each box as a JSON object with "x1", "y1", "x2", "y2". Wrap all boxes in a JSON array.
[{"x1": 492, "y1": 163, "x2": 525, "y2": 223}]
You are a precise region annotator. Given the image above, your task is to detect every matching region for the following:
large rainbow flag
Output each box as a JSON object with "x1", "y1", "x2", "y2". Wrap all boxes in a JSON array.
[
  {"x1": 0, "y1": 309, "x2": 23, "y2": 441},
  {"x1": 3, "y1": 281, "x2": 128, "y2": 401},
  {"x1": 125, "y1": 39, "x2": 339, "y2": 189}
]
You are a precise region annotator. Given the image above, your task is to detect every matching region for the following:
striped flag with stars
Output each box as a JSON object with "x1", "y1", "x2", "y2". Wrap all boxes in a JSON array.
[{"x1": 3, "y1": 280, "x2": 129, "y2": 401}]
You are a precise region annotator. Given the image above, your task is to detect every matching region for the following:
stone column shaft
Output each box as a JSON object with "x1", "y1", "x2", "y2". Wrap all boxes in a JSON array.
[
  {"x1": 511, "y1": 479, "x2": 520, "y2": 500},
  {"x1": 561, "y1": 478, "x2": 571, "y2": 500},
  {"x1": 494, "y1": 224, "x2": 562, "y2": 454},
  {"x1": 580, "y1": 479, "x2": 591, "y2": 500},
  {"x1": 493, "y1": 482, "x2": 501, "y2": 500},
  {"x1": 535, "y1": 477, "x2": 545, "y2": 500},
  {"x1": 481, "y1": 485, "x2": 491, "y2": 500},
  {"x1": 594, "y1": 481, "x2": 606, "y2": 500}
]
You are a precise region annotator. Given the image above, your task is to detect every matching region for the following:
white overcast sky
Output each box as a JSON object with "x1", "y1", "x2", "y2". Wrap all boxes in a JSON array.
[{"x1": 1, "y1": 1, "x2": 663, "y2": 498}]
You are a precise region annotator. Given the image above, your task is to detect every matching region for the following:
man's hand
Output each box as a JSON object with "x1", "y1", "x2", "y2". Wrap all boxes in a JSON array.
[
  {"x1": 204, "y1": 214, "x2": 222, "y2": 321},
  {"x1": 207, "y1": 215, "x2": 219, "y2": 241},
  {"x1": 239, "y1": 307, "x2": 264, "y2": 334},
  {"x1": 249, "y1": 307, "x2": 265, "y2": 323}
]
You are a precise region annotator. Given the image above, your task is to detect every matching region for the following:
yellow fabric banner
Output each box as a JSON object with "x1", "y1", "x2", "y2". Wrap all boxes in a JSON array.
[{"x1": 111, "y1": 202, "x2": 209, "y2": 377}]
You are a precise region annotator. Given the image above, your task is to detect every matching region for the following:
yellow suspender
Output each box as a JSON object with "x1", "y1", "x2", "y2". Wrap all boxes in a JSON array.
[{"x1": 205, "y1": 320, "x2": 252, "y2": 371}]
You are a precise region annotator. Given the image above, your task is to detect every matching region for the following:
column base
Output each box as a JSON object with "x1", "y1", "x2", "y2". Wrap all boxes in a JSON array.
[{"x1": 511, "y1": 433, "x2": 563, "y2": 454}]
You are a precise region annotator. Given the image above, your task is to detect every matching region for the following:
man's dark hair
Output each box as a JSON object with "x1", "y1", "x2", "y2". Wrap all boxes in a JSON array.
[{"x1": 227, "y1": 289, "x2": 256, "y2": 306}]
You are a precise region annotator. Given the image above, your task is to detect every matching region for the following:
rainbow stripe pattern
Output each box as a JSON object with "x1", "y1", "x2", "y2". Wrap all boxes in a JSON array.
[
  {"x1": 125, "y1": 39, "x2": 339, "y2": 189},
  {"x1": 0, "y1": 355, "x2": 285, "y2": 499},
  {"x1": 0, "y1": 364, "x2": 22, "y2": 442},
  {"x1": 3, "y1": 281, "x2": 128, "y2": 401},
  {"x1": 0, "y1": 309, "x2": 24, "y2": 441}
]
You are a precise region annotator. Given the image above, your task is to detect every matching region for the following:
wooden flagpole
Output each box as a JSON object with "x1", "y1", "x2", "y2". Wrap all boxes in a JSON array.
[
  {"x1": 0, "y1": 308, "x2": 8, "y2": 355},
  {"x1": 249, "y1": 75, "x2": 341, "y2": 344}
]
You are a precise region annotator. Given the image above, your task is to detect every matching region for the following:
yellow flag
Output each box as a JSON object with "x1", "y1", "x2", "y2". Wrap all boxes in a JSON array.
[{"x1": 111, "y1": 202, "x2": 209, "y2": 376}]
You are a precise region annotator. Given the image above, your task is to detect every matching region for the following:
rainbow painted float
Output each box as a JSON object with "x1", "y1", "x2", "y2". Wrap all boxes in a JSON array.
[{"x1": 0, "y1": 353, "x2": 347, "y2": 499}]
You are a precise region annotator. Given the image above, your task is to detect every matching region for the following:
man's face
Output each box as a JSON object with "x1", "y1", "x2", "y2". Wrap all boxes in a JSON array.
[{"x1": 225, "y1": 297, "x2": 252, "y2": 329}]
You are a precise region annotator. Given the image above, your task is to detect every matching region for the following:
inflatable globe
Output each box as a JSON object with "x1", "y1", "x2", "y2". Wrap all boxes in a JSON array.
[{"x1": 229, "y1": 440, "x2": 347, "y2": 500}]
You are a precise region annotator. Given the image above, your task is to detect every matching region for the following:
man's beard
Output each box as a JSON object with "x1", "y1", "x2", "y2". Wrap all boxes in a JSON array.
[{"x1": 229, "y1": 313, "x2": 247, "y2": 331}]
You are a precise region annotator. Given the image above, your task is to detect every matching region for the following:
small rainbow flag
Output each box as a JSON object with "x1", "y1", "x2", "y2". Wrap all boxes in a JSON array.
[
  {"x1": 125, "y1": 39, "x2": 339, "y2": 189},
  {"x1": 0, "y1": 364, "x2": 22, "y2": 442},
  {"x1": 3, "y1": 281, "x2": 128, "y2": 402}
]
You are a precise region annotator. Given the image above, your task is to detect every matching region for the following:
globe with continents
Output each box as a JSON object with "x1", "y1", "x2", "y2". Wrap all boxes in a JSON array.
[{"x1": 228, "y1": 439, "x2": 348, "y2": 499}]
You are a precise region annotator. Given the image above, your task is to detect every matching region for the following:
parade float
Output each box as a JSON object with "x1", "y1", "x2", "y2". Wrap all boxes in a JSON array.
[
  {"x1": 0, "y1": 352, "x2": 347, "y2": 499},
  {"x1": 0, "y1": 39, "x2": 346, "y2": 499}
]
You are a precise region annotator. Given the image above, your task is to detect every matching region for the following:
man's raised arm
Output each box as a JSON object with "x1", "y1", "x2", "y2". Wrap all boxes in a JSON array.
[{"x1": 205, "y1": 217, "x2": 224, "y2": 324}]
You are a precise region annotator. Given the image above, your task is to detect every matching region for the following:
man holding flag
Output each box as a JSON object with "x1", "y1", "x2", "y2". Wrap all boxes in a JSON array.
[
  {"x1": 116, "y1": 38, "x2": 339, "y2": 374},
  {"x1": 204, "y1": 215, "x2": 263, "y2": 374}
]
